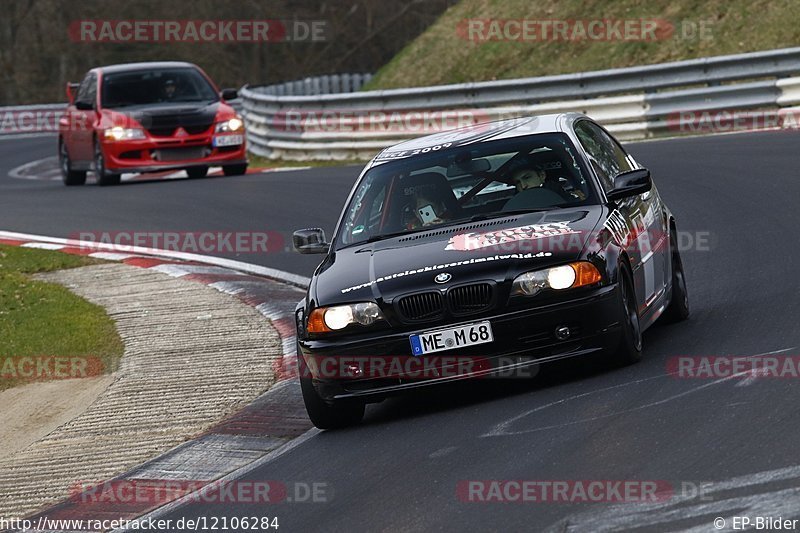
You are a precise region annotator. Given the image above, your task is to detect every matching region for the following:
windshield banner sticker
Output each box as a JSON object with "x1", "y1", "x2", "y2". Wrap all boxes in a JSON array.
[
  {"x1": 373, "y1": 118, "x2": 533, "y2": 162},
  {"x1": 445, "y1": 222, "x2": 579, "y2": 251},
  {"x1": 340, "y1": 251, "x2": 552, "y2": 293}
]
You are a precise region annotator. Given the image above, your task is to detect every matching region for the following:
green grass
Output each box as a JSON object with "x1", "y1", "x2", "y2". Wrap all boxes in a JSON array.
[
  {"x1": 365, "y1": 0, "x2": 800, "y2": 90},
  {"x1": 0, "y1": 245, "x2": 124, "y2": 390}
]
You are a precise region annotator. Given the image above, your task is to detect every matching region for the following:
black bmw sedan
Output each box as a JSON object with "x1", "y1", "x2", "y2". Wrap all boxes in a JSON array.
[{"x1": 293, "y1": 113, "x2": 689, "y2": 429}]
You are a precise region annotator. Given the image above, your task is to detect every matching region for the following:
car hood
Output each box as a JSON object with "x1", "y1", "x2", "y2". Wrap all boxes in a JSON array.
[
  {"x1": 312, "y1": 206, "x2": 606, "y2": 306},
  {"x1": 103, "y1": 102, "x2": 223, "y2": 132}
]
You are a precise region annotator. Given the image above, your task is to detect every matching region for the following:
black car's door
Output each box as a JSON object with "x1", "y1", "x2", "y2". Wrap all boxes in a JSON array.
[{"x1": 574, "y1": 120, "x2": 668, "y2": 314}]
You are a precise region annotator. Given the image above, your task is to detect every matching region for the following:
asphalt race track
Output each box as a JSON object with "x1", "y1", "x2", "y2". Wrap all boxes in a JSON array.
[
  {"x1": 0, "y1": 135, "x2": 357, "y2": 277},
  {"x1": 3, "y1": 131, "x2": 800, "y2": 531}
]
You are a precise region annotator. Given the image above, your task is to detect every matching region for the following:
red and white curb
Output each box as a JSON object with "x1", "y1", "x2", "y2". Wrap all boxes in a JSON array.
[
  {"x1": 0, "y1": 230, "x2": 308, "y2": 383},
  {"x1": 0, "y1": 230, "x2": 317, "y2": 530}
]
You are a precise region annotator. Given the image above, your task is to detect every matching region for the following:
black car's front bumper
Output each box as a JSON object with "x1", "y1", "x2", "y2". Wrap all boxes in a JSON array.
[{"x1": 299, "y1": 283, "x2": 622, "y2": 402}]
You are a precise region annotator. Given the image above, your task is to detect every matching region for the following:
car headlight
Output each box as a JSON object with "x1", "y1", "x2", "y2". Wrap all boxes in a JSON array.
[
  {"x1": 104, "y1": 127, "x2": 146, "y2": 141},
  {"x1": 215, "y1": 117, "x2": 244, "y2": 133},
  {"x1": 512, "y1": 261, "x2": 602, "y2": 296},
  {"x1": 307, "y1": 302, "x2": 385, "y2": 333}
]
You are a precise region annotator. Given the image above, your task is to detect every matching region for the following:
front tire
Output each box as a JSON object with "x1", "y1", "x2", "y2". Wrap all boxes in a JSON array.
[
  {"x1": 298, "y1": 347, "x2": 365, "y2": 430},
  {"x1": 59, "y1": 139, "x2": 86, "y2": 186},
  {"x1": 223, "y1": 163, "x2": 248, "y2": 176},
  {"x1": 663, "y1": 230, "x2": 690, "y2": 322},
  {"x1": 186, "y1": 166, "x2": 209, "y2": 179},
  {"x1": 94, "y1": 139, "x2": 120, "y2": 186},
  {"x1": 611, "y1": 267, "x2": 643, "y2": 366}
]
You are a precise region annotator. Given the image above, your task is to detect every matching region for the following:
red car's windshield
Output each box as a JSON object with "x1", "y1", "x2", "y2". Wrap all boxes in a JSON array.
[{"x1": 101, "y1": 68, "x2": 218, "y2": 108}]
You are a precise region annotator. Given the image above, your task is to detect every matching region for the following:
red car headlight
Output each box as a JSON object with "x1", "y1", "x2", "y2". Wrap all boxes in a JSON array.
[
  {"x1": 104, "y1": 127, "x2": 146, "y2": 141},
  {"x1": 215, "y1": 117, "x2": 244, "y2": 133}
]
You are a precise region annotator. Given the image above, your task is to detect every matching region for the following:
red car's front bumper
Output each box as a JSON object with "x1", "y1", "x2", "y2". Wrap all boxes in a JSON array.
[{"x1": 100, "y1": 132, "x2": 246, "y2": 173}]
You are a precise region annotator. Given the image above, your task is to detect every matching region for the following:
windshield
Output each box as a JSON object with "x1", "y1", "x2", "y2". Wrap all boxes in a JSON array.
[
  {"x1": 101, "y1": 68, "x2": 219, "y2": 108},
  {"x1": 337, "y1": 133, "x2": 597, "y2": 248}
]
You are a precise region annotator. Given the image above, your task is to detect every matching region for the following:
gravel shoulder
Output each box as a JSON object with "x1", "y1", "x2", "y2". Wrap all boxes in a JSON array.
[{"x1": 0, "y1": 263, "x2": 281, "y2": 519}]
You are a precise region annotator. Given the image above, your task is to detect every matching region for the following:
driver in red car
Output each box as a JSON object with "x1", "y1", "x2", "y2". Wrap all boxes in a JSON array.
[{"x1": 162, "y1": 79, "x2": 178, "y2": 100}]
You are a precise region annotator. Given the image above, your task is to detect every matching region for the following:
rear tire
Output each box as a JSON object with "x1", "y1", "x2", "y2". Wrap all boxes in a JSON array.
[
  {"x1": 94, "y1": 139, "x2": 120, "y2": 186},
  {"x1": 298, "y1": 345, "x2": 365, "y2": 430},
  {"x1": 223, "y1": 163, "x2": 248, "y2": 176},
  {"x1": 663, "y1": 231, "x2": 690, "y2": 323},
  {"x1": 59, "y1": 139, "x2": 86, "y2": 186},
  {"x1": 186, "y1": 166, "x2": 209, "y2": 179},
  {"x1": 610, "y1": 266, "x2": 643, "y2": 366}
]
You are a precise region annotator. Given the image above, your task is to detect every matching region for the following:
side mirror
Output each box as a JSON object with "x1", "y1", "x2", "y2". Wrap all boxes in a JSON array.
[
  {"x1": 293, "y1": 228, "x2": 329, "y2": 254},
  {"x1": 75, "y1": 100, "x2": 94, "y2": 111},
  {"x1": 66, "y1": 82, "x2": 80, "y2": 104},
  {"x1": 220, "y1": 88, "x2": 238, "y2": 101},
  {"x1": 607, "y1": 168, "x2": 652, "y2": 201}
]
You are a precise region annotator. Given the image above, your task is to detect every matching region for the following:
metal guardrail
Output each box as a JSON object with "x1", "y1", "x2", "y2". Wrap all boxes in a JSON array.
[
  {"x1": 6, "y1": 49, "x2": 800, "y2": 155},
  {"x1": 240, "y1": 47, "x2": 800, "y2": 161},
  {"x1": 252, "y1": 73, "x2": 373, "y2": 96}
]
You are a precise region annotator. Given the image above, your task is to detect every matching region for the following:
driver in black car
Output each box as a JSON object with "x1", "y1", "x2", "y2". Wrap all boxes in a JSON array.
[
  {"x1": 511, "y1": 166, "x2": 547, "y2": 191},
  {"x1": 510, "y1": 163, "x2": 587, "y2": 201}
]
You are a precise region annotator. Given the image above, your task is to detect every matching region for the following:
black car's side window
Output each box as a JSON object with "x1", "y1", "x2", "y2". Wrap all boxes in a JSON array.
[
  {"x1": 575, "y1": 121, "x2": 631, "y2": 192},
  {"x1": 76, "y1": 73, "x2": 96, "y2": 107}
]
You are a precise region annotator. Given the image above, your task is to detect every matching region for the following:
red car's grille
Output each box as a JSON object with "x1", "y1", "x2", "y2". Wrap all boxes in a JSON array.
[
  {"x1": 153, "y1": 146, "x2": 209, "y2": 162},
  {"x1": 148, "y1": 124, "x2": 212, "y2": 137}
]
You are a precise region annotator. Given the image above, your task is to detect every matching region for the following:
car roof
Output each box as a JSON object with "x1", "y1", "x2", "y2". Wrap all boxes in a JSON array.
[
  {"x1": 369, "y1": 113, "x2": 588, "y2": 168},
  {"x1": 94, "y1": 62, "x2": 200, "y2": 74}
]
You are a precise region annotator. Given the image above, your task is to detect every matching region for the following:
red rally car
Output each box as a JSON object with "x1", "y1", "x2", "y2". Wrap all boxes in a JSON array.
[{"x1": 58, "y1": 61, "x2": 248, "y2": 186}]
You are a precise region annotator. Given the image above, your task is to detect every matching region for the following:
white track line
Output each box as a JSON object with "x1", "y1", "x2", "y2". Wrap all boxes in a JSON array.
[
  {"x1": 0, "y1": 230, "x2": 310, "y2": 288},
  {"x1": 7, "y1": 155, "x2": 313, "y2": 183}
]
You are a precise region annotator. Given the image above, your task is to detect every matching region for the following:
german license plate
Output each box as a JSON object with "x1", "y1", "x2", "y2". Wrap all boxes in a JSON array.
[
  {"x1": 409, "y1": 321, "x2": 493, "y2": 356},
  {"x1": 213, "y1": 134, "x2": 244, "y2": 147}
]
